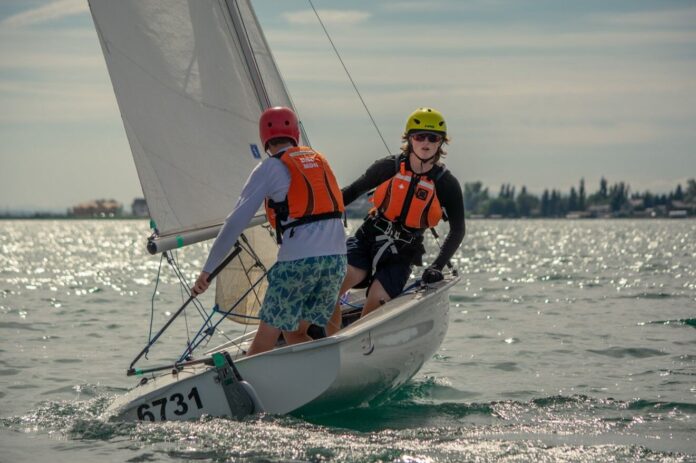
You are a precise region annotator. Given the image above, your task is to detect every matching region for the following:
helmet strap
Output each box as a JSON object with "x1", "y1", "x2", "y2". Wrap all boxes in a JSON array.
[
  {"x1": 414, "y1": 153, "x2": 436, "y2": 164},
  {"x1": 410, "y1": 139, "x2": 441, "y2": 166}
]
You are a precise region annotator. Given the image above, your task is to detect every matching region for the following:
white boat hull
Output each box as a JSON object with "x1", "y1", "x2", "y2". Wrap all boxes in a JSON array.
[{"x1": 104, "y1": 277, "x2": 457, "y2": 421}]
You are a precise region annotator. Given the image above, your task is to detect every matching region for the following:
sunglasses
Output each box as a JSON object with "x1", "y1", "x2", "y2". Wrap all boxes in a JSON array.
[{"x1": 411, "y1": 132, "x2": 443, "y2": 143}]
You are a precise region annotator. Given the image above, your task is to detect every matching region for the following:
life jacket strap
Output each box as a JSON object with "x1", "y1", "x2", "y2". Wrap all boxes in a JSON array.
[
  {"x1": 267, "y1": 197, "x2": 289, "y2": 244},
  {"x1": 275, "y1": 211, "x2": 344, "y2": 244}
]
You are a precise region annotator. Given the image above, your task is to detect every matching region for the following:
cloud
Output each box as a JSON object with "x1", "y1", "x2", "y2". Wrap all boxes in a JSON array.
[
  {"x1": 504, "y1": 122, "x2": 665, "y2": 147},
  {"x1": 0, "y1": 50, "x2": 103, "y2": 71},
  {"x1": 0, "y1": 0, "x2": 87, "y2": 28},
  {"x1": 379, "y1": 0, "x2": 510, "y2": 13},
  {"x1": 267, "y1": 26, "x2": 696, "y2": 55},
  {"x1": 283, "y1": 9, "x2": 371, "y2": 26},
  {"x1": 0, "y1": 80, "x2": 117, "y2": 123},
  {"x1": 598, "y1": 6, "x2": 696, "y2": 28}
]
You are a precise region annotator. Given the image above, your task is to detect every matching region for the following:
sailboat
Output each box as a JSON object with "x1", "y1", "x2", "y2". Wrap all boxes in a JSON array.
[{"x1": 89, "y1": 0, "x2": 460, "y2": 421}]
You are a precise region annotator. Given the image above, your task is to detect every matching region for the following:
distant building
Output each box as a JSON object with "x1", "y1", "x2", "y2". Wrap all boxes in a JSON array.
[
  {"x1": 565, "y1": 211, "x2": 592, "y2": 219},
  {"x1": 131, "y1": 198, "x2": 149, "y2": 218},
  {"x1": 670, "y1": 200, "x2": 695, "y2": 213},
  {"x1": 71, "y1": 199, "x2": 123, "y2": 217},
  {"x1": 629, "y1": 198, "x2": 644, "y2": 210},
  {"x1": 668, "y1": 210, "x2": 688, "y2": 219},
  {"x1": 587, "y1": 204, "x2": 611, "y2": 218},
  {"x1": 653, "y1": 205, "x2": 668, "y2": 217}
]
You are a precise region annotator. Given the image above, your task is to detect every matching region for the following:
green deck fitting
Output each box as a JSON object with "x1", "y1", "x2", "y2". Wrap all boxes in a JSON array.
[
  {"x1": 212, "y1": 353, "x2": 225, "y2": 368},
  {"x1": 176, "y1": 235, "x2": 184, "y2": 248},
  {"x1": 149, "y1": 219, "x2": 157, "y2": 230},
  {"x1": 135, "y1": 369, "x2": 143, "y2": 376}
]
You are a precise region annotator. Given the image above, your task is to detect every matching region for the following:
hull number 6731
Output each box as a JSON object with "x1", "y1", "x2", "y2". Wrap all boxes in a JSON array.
[{"x1": 136, "y1": 387, "x2": 204, "y2": 421}]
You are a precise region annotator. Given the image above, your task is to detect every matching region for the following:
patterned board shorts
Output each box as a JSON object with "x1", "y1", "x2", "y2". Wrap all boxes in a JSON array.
[{"x1": 260, "y1": 254, "x2": 347, "y2": 331}]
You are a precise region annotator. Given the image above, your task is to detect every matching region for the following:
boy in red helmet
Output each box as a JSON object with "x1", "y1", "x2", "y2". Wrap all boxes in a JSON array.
[{"x1": 192, "y1": 106, "x2": 346, "y2": 356}]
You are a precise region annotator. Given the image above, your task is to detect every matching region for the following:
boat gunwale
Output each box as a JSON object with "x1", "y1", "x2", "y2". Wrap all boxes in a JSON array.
[{"x1": 211, "y1": 275, "x2": 460, "y2": 361}]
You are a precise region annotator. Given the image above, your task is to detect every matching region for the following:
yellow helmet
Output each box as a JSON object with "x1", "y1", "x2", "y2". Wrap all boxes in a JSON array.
[{"x1": 404, "y1": 107, "x2": 447, "y2": 135}]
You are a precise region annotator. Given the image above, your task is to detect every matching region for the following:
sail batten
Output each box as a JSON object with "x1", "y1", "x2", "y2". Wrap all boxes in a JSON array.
[{"x1": 89, "y1": 0, "x2": 296, "y2": 244}]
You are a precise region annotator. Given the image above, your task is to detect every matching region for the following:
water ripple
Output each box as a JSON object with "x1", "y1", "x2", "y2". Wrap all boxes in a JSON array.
[
  {"x1": 1, "y1": 389, "x2": 693, "y2": 462},
  {"x1": 587, "y1": 347, "x2": 668, "y2": 359},
  {"x1": 642, "y1": 319, "x2": 696, "y2": 329},
  {"x1": 2, "y1": 220, "x2": 695, "y2": 462}
]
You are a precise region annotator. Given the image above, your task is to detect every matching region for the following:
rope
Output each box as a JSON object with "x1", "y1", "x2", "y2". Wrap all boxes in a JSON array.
[
  {"x1": 339, "y1": 292, "x2": 363, "y2": 310},
  {"x1": 308, "y1": 0, "x2": 391, "y2": 156}
]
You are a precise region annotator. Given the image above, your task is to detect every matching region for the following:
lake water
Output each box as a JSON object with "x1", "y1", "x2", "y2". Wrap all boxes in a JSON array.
[{"x1": 1, "y1": 219, "x2": 694, "y2": 462}]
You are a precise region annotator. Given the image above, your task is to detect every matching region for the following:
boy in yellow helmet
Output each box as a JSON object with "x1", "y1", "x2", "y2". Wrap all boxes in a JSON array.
[{"x1": 327, "y1": 108, "x2": 465, "y2": 332}]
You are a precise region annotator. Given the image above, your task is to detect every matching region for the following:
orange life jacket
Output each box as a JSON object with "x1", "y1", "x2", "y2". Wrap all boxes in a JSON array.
[
  {"x1": 371, "y1": 160, "x2": 443, "y2": 229},
  {"x1": 265, "y1": 146, "x2": 344, "y2": 241}
]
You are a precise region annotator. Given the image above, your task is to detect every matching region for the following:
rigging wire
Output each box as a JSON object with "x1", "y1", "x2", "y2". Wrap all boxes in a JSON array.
[
  {"x1": 145, "y1": 249, "x2": 219, "y2": 359},
  {"x1": 172, "y1": 250, "x2": 193, "y2": 349},
  {"x1": 146, "y1": 252, "x2": 166, "y2": 359},
  {"x1": 308, "y1": 0, "x2": 392, "y2": 156},
  {"x1": 164, "y1": 251, "x2": 211, "y2": 325},
  {"x1": 239, "y1": 233, "x2": 268, "y2": 308},
  {"x1": 156, "y1": 236, "x2": 271, "y2": 359},
  {"x1": 236, "y1": 240, "x2": 264, "y2": 317}
]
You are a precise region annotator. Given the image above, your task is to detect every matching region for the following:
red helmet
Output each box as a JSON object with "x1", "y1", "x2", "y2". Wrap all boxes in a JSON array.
[{"x1": 259, "y1": 106, "x2": 300, "y2": 149}]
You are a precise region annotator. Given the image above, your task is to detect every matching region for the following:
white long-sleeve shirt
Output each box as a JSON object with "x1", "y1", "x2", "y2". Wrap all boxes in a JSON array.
[{"x1": 202, "y1": 155, "x2": 346, "y2": 273}]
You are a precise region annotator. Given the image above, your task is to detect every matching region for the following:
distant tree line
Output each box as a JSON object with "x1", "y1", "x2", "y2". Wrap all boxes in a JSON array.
[{"x1": 464, "y1": 178, "x2": 696, "y2": 218}]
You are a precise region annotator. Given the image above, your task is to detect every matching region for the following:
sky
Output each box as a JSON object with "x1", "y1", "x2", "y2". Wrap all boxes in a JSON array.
[{"x1": 1, "y1": 0, "x2": 695, "y2": 212}]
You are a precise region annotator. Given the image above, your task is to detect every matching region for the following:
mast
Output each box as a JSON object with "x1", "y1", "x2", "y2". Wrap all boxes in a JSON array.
[
  {"x1": 224, "y1": 0, "x2": 271, "y2": 109},
  {"x1": 224, "y1": 0, "x2": 311, "y2": 147}
]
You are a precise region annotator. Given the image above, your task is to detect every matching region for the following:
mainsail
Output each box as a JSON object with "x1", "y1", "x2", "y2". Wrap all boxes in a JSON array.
[
  {"x1": 89, "y1": 0, "x2": 301, "y2": 323},
  {"x1": 88, "y1": 0, "x2": 298, "y2": 251}
]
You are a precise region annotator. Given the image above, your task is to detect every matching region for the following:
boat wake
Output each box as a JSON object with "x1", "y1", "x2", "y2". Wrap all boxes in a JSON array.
[{"x1": 2, "y1": 381, "x2": 693, "y2": 462}]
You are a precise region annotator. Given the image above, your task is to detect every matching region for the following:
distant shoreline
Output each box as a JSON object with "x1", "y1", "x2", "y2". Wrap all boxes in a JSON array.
[{"x1": 0, "y1": 215, "x2": 149, "y2": 220}]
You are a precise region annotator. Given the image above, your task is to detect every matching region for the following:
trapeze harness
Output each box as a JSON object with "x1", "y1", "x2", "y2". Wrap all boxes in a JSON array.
[
  {"x1": 368, "y1": 157, "x2": 447, "y2": 274},
  {"x1": 265, "y1": 146, "x2": 344, "y2": 244}
]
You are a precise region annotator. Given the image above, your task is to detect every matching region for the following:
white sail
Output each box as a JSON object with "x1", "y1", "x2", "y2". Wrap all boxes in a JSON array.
[{"x1": 88, "y1": 0, "x2": 296, "y2": 247}]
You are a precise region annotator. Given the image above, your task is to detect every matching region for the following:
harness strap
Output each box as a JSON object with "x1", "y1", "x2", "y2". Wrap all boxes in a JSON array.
[
  {"x1": 275, "y1": 211, "x2": 344, "y2": 244},
  {"x1": 372, "y1": 234, "x2": 398, "y2": 275},
  {"x1": 371, "y1": 215, "x2": 418, "y2": 243}
]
